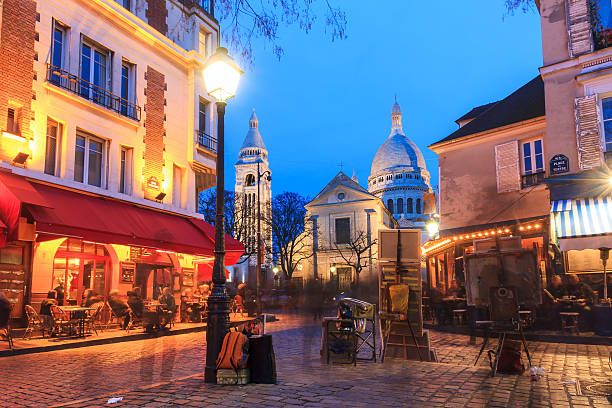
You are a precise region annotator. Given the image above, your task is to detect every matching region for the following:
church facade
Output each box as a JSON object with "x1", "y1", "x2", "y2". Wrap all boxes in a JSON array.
[
  {"x1": 368, "y1": 100, "x2": 434, "y2": 229},
  {"x1": 231, "y1": 111, "x2": 273, "y2": 285}
]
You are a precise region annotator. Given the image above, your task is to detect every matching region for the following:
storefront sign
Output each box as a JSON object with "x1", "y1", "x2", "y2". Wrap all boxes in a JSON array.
[
  {"x1": 120, "y1": 261, "x2": 136, "y2": 283},
  {"x1": 549, "y1": 154, "x2": 569, "y2": 175},
  {"x1": 147, "y1": 176, "x2": 160, "y2": 190}
]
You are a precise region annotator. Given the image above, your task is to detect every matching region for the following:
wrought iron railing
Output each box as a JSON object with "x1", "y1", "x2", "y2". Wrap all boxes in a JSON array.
[
  {"x1": 521, "y1": 171, "x2": 545, "y2": 188},
  {"x1": 46, "y1": 64, "x2": 141, "y2": 121},
  {"x1": 196, "y1": 130, "x2": 217, "y2": 153}
]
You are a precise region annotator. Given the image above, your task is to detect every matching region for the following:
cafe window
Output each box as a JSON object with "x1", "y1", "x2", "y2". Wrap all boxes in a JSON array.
[{"x1": 53, "y1": 238, "x2": 110, "y2": 304}]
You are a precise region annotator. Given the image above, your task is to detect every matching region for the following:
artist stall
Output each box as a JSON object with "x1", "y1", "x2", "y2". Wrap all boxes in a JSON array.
[{"x1": 378, "y1": 229, "x2": 435, "y2": 362}]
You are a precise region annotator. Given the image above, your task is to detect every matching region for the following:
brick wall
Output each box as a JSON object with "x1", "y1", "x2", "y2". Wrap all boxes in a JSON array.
[
  {"x1": 145, "y1": 0, "x2": 168, "y2": 36},
  {"x1": 0, "y1": 0, "x2": 37, "y2": 162},
  {"x1": 143, "y1": 66, "x2": 166, "y2": 201}
]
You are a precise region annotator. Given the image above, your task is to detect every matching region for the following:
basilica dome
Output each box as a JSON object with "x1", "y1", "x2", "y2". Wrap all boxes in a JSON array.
[{"x1": 370, "y1": 101, "x2": 426, "y2": 177}]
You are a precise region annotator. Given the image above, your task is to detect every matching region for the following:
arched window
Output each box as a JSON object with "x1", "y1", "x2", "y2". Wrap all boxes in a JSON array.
[
  {"x1": 387, "y1": 199, "x2": 394, "y2": 213},
  {"x1": 245, "y1": 174, "x2": 255, "y2": 186},
  {"x1": 397, "y1": 198, "x2": 403, "y2": 214},
  {"x1": 416, "y1": 198, "x2": 422, "y2": 214},
  {"x1": 407, "y1": 198, "x2": 413, "y2": 213}
]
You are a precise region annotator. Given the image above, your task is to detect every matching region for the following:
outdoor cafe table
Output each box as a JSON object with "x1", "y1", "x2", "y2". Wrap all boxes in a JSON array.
[{"x1": 58, "y1": 306, "x2": 96, "y2": 337}]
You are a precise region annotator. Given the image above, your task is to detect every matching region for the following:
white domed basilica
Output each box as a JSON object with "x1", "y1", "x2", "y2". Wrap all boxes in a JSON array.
[{"x1": 368, "y1": 99, "x2": 433, "y2": 228}]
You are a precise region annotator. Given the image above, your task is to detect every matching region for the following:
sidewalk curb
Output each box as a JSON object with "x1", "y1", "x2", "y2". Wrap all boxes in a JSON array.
[{"x1": 1, "y1": 319, "x2": 252, "y2": 358}]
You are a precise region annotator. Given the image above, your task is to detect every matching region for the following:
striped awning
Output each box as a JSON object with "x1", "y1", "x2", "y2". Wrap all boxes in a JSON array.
[{"x1": 551, "y1": 197, "x2": 612, "y2": 251}]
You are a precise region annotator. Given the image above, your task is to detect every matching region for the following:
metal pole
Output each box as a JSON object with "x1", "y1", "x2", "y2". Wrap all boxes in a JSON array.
[
  {"x1": 204, "y1": 101, "x2": 229, "y2": 383},
  {"x1": 257, "y1": 161, "x2": 261, "y2": 315}
]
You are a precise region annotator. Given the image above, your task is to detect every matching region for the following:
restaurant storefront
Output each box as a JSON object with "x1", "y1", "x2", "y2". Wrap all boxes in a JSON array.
[
  {"x1": 0, "y1": 171, "x2": 244, "y2": 323},
  {"x1": 422, "y1": 216, "x2": 551, "y2": 293}
]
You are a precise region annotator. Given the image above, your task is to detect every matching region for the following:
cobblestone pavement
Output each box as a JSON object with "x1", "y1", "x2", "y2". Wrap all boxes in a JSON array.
[{"x1": 1, "y1": 314, "x2": 611, "y2": 407}]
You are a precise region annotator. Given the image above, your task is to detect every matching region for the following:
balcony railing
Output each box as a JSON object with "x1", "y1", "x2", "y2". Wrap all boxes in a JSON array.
[
  {"x1": 521, "y1": 171, "x2": 545, "y2": 189},
  {"x1": 46, "y1": 64, "x2": 141, "y2": 121},
  {"x1": 178, "y1": 0, "x2": 214, "y2": 17},
  {"x1": 196, "y1": 130, "x2": 217, "y2": 153}
]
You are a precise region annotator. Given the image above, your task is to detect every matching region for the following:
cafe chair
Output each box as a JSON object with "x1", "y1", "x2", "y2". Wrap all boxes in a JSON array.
[
  {"x1": 50, "y1": 305, "x2": 75, "y2": 336},
  {"x1": 1, "y1": 305, "x2": 14, "y2": 351},
  {"x1": 452, "y1": 309, "x2": 468, "y2": 326},
  {"x1": 24, "y1": 305, "x2": 46, "y2": 339},
  {"x1": 559, "y1": 312, "x2": 580, "y2": 334},
  {"x1": 85, "y1": 302, "x2": 104, "y2": 335}
]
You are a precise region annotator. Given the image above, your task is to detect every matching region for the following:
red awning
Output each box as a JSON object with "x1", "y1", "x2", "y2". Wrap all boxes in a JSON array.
[
  {"x1": 11, "y1": 177, "x2": 244, "y2": 259},
  {"x1": 0, "y1": 172, "x2": 51, "y2": 243},
  {"x1": 189, "y1": 218, "x2": 244, "y2": 266},
  {"x1": 196, "y1": 263, "x2": 230, "y2": 282}
]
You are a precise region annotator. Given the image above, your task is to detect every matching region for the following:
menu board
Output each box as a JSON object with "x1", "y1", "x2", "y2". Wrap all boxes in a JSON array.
[
  {"x1": 129, "y1": 246, "x2": 143, "y2": 262},
  {"x1": 182, "y1": 268, "x2": 194, "y2": 287},
  {"x1": 120, "y1": 261, "x2": 136, "y2": 283}
]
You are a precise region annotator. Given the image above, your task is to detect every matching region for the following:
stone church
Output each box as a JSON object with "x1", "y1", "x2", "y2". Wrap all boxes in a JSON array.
[
  {"x1": 230, "y1": 110, "x2": 273, "y2": 286},
  {"x1": 293, "y1": 99, "x2": 434, "y2": 289}
]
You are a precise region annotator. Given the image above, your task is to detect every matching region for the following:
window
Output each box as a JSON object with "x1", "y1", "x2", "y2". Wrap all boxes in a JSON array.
[
  {"x1": 397, "y1": 198, "x2": 403, "y2": 214},
  {"x1": 80, "y1": 41, "x2": 109, "y2": 105},
  {"x1": 602, "y1": 97, "x2": 612, "y2": 152},
  {"x1": 117, "y1": 0, "x2": 131, "y2": 10},
  {"x1": 6, "y1": 107, "x2": 20, "y2": 134},
  {"x1": 119, "y1": 146, "x2": 132, "y2": 194},
  {"x1": 335, "y1": 218, "x2": 350, "y2": 244},
  {"x1": 520, "y1": 139, "x2": 544, "y2": 188},
  {"x1": 52, "y1": 23, "x2": 65, "y2": 69},
  {"x1": 199, "y1": 98, "x2": 209, "y2": 133},
  {"x1": 416, "y1": 198, "x2": 422, "y2": 214},
  {"x1": 337, "y1": 192, "x2": 345, "y2": 200},
  {"x1": 245, "y1": 174, "x2": 255, "y2": 186},
  {"x1": 407, "y1": 198, "x2": 413, "y2": 213},
  {"x1": 199, "y1": 30, "x2": 209, "y2": 57},
  {"x1": 45, "y1": 119, "x2": 61, "y2": 176},
  {"x1": 74, "y1": 131, "x2": 106, "y2": 188},
  {"x1": 120, "y1": 61, "x2": 133, "y2": 116},
  {"x1": 387, "y1": 199, "x2": 394, "y2": 213}
]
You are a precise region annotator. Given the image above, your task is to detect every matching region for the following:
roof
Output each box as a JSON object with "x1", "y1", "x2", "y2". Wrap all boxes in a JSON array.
[
  {"x1": 455, "y1": 101, "x2": 499, "y2": 124},
  {"x1": 240, "y1": 110, "x2": 267, "y2": 150},
  {"x1": 311, "y1": 172, "x2": 372, "y2": 202},
  {"x1": 371, "y1": 133, "x2": 427, "y2": 176},
  {"x1": 432, "y1": 75, "x2": 545, "y2": 146}
]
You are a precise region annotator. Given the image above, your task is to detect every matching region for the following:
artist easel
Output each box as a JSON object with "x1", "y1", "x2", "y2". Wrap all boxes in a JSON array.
[{"x1": 379, "y1": 230, "x2": 428, "y2": 362}]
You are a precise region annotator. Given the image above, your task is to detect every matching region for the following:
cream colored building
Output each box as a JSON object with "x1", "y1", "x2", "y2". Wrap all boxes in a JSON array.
[
  {"x1": 0, "y1": 0, "x2": 244, "y2": 318},
  {"x1": 293, "y1": 172, "x2": 397, "y2": 290}
]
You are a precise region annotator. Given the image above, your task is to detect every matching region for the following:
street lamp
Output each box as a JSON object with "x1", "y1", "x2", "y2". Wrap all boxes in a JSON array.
[
  {"x1": 202, "y1": 47, "x2": 243, "y2": 384},
  {"x1": 257, "y1": 161, "x2": 272, "y2": 315},
  {"x1": 426, "y1": 220, "x2": 439, "y2": 238}
]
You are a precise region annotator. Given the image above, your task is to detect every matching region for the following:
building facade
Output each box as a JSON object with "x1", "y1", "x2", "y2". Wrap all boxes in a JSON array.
[
  {"x1": 368, "y1": 99, "x2": 434, "y2": 229},
  {"x1": 293, "y1": 172, "x2": 397, "y2": 293},
  {"x1": 232, "y1": 110, "x2": 272, "y2": 286},
  {"x1": 0, "y1": 0, "x2": 243, "y2": 320},
  {"x1": 425, "y1": 76, "x2": 551, "y2": 293},
  {"x1": 538, "y1": 0, "x2": 612, "y2": 281}
]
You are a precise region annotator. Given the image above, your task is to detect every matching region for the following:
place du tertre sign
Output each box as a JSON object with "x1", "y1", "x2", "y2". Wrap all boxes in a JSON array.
[{"x1": 549, "y1": 154, "x2": 569, "y2": 175}]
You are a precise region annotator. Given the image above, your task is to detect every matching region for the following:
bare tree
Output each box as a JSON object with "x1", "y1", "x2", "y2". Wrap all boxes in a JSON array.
[
  {"x1": 198, "y1": 189, "x2": 254, "y2": 259},
  {"x1": 332, "y1": 230, "x2": 377, "y2": 285},
  {"x1": 215, "y1": 0, "x2": 347, "y2": 63},
  {"x1": 263, "y1": 191, "x2": 314, "y2": 280},
  {"x1": 504, "y1": 0, "x2": 538, "y2": 14}
]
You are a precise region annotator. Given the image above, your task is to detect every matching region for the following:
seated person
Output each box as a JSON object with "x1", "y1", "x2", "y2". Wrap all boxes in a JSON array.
[
  {"x1": 54, "y1": 285, "x2": 65, "y2": 306},
  {"x1": 108, "y1": 290, "x2": 133, "y2": 329},
  {"x1": 566, "y1": 274, "x2": 596, "y2": 305},
  {"x1": 547, "y1": 275, "x2": 567, "y2": 301},
  {"x1": 82, "y1": 289, "x2": 103, "y2": 307},
  {"x1": 158, "y1": 287, "x2": 177, "y2": 327},
  {"x1": 127, "y1": 287, "x2": 144, "y2": 319},
  {"x1": 447, "y1": 280, "x2": 466, "y2": 299}
]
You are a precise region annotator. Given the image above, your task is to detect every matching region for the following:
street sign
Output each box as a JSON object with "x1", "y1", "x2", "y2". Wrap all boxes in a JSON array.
[{"x1": 549, "y1": 154, "x2": 569, "y2": 174}]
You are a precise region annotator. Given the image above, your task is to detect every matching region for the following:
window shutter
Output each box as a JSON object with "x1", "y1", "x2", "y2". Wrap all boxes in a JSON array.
[
  {"x1": 575, "y1": 95, "x2": 603, "y2": 169},
  {"x1": 495, "y1": 141, "x2": 520, "y2": 193},
  {"x1": 567, "y1": 0, "x2": 593, "y2": 57}
]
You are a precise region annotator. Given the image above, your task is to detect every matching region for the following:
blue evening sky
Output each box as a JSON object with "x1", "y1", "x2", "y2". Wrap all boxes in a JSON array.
[{"x1": 220, "y1": 1, "x2": 543, "y2": 199}]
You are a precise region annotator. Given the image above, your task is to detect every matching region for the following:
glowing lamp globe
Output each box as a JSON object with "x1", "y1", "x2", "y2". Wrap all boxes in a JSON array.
[
  {"x1": 426, "y1": 221, "x2": 439, "y2": 237},
  {"x1": 202, "y1": 47, "x2": 243, "y2": 102}
]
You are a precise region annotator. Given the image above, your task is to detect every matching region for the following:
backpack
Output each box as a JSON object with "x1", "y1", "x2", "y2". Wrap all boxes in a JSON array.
[
  {"x1": 216, "y1": 329, "x2": 249, "y2": 372},
  {"x1": 488, "y1": 339, "x2": 525, "y2": 374}
]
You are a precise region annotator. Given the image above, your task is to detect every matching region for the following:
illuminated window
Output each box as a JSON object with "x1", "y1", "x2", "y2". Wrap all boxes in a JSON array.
[
  {"x1": 119, "y1": 146, "x2": 132, "y2": 194},
  {"x1": 74, "y1": 130, "x2": 106, "y2": 188},
  {"x1": 45, "y1": 119, "x2": 62, "y2": 176}
]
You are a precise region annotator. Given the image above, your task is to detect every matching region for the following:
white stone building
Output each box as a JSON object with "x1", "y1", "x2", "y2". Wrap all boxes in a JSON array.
[
  {"x1": 232, "y1": 110, "x2": 272, "y2": 286},
  {"x1": 368, "y1": 99, "x2": 435, "y2": 229}
]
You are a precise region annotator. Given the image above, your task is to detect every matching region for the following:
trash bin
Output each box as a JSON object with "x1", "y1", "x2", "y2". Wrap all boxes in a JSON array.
[{"x1": 594, "y1": 305, "x2": 612, "y2": 336}]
